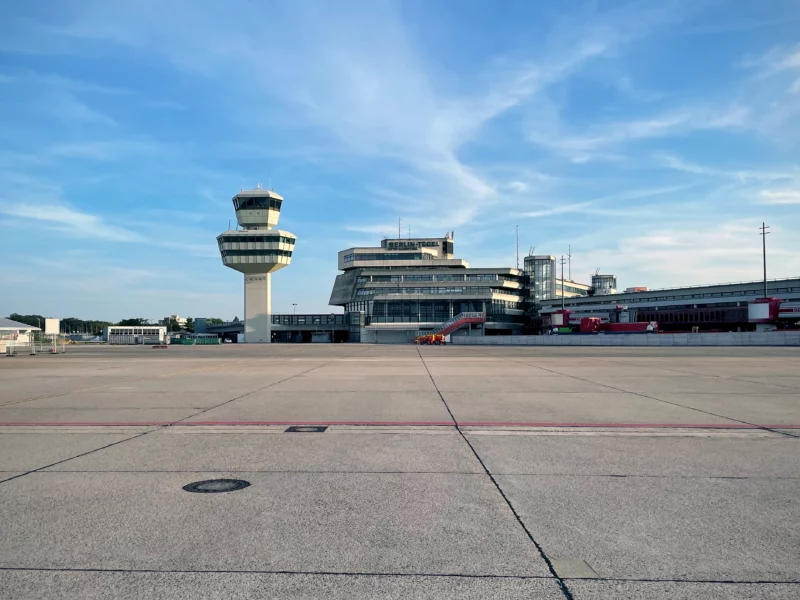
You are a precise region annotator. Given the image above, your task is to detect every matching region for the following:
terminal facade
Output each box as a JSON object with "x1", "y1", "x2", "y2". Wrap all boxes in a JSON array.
[{"x1": 328, "y1": 234, "x2": 526, "y2": 343}]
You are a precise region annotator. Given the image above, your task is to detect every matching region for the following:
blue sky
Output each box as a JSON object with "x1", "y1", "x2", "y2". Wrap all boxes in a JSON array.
[{"x1": 1, "y1": 0, "x2": 799, "y2": 321}]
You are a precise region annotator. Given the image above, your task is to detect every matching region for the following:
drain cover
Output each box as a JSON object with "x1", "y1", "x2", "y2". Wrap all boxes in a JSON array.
[
  {"x1": 182, "y1": 479, "x2": 251, "y2": 493},
  {"x1": 284, "y1": 425, "x2": 328, "y2": 433}
]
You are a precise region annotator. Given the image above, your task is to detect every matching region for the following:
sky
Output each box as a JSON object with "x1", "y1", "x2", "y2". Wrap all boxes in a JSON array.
[{"x1": 1, "y1": 0, "x2": 799, "y2": 322}]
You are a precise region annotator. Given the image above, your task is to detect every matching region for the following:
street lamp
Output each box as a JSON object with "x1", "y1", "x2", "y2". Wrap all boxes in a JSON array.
[{"x1": 292, "y1": 303, "x2": 297, "y2": 315}]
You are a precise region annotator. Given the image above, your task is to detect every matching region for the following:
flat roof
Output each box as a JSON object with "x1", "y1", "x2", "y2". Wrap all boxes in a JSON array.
[
  {"x1": 233, "y1": 189, "x2": 284, "y2": 200},
  {"x1": 0, "y1": 317, "x2": 40, "y2": 330}
]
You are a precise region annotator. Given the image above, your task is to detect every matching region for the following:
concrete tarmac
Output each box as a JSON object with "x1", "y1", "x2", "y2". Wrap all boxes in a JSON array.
[{"x1": 1, "y1": 344, "x2": 799, "y2": 599}]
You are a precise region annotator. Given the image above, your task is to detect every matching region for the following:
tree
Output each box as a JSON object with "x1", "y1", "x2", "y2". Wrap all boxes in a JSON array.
[
  {"x1": 9, "y1": 313, "x2": 44, "y2": 328},
  {"x1": 185, "y1": 317, "x2": 195, "y2": 333},
  {"x1": 207, "y1": 318, "x2": 224, "y2": 325},
  {"x1": 117, "y1": 318, "x2": 149, "y2": 326},
  {"x1": 232, "y1": 316, "x2": 240, "y2": 322}
]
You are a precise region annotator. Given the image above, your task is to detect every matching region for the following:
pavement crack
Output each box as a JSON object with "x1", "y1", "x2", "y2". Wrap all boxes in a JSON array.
[
  {"x1": 416, "y1": 347, "x2": 576, "y2": 600},
  {"x1": 496, "y1": 355, "x2": 798, "y2": 439}
]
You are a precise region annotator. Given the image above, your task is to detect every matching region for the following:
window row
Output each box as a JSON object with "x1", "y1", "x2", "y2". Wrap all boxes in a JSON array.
[
  {"x1": 343, "y1": 253, "x2": 430, "y2": 262},
  {"x1": 234, "y1": 196, "x2": 283, "y2": 211},
  {"x1": 220, "y1": 249, "x2": 293, "y2": 257},
  {"x1": 108, "y1": 328, "x2": 163, "y2": 335},
  {"x1": 356, "y1": 286, "x2": 496, "y2": 296},
  {"x1": 219, "y1": 235, "x2": 295, "y2": 245},
  {"x1": 271, "y1": 314, "x2": 344, "y2": 325}
]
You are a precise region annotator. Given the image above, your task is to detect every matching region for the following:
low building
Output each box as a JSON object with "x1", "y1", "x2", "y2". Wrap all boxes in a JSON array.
[
  {"x1": 329, "y1": 234, "x2": 525, "y2": 343},
  {"x1": 103, "y1": 326, "x2": 167, "y2": 345},
  {"x1": 538, "y1": 277, "x2": 800, "y2": 332},
  {"x1": 0, "y1": 317, "x2": 41, "y2": 352}
]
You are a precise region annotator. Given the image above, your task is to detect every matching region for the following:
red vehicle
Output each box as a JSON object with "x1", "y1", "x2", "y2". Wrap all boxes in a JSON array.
[
  {"x1": 577, "y1": 317, "x2": 658, "y2": 334},
  {"x1": 415, "y1": 333, "x2": 447, "y2": 345}
]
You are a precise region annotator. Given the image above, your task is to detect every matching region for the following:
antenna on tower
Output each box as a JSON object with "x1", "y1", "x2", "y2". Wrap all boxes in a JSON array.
[
  {"x1": 408, "y1": 225, "x2": 411, "y2": 239},
  {"x1": 398, "y1": 217, "x2": 402, "y2": 239},
  {"x1": 516, "y1": 225, "x2": 519, "y2": 270},
  {"x1": 256, "y1": 181, "x2": 262, "y2": 190}
]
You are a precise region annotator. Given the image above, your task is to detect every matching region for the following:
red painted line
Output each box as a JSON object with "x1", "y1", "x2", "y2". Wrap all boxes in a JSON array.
[
  {"x1": 0, "y1": 422, "x2": 172, "y2": 427},
  {"x1": 0, "y1": 421, "x2": 798, "y2": 429}
]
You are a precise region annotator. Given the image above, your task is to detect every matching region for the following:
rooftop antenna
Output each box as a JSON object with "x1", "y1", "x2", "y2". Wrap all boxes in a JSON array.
[
  {"x1": 398, "y1": 217, "x2": 402, "y2": 239},
  {"x1": 516, "y1": 225, "x2": 519, "y2": 269},
  {"x1": 228, "y1": 219, "x2": 231, "y2": 231},
  {"x1": 568, "y1": 245, "x2": 572, "y2": 281},
  {"x1": 256, "y1": 181, "x2": 262, "y2": 190},
  {"x1": 408, "y1": 225, "x2": 411, "y2": 239}
]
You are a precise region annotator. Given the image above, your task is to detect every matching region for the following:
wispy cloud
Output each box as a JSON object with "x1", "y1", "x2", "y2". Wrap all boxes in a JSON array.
[
  {"x1": 760, "y1": 189, "x2": 800, "y2": 204},
  {"x1": 42, "y1": 92, "x2": 117, "y2": 126},
  {"x1": 0, "y1": 201, "x2": 144, "y2": 242},
  {"x1": 742, "y1": 43, "x2": 800, "y2": 96},
  {"x1": 528, "y1": 106, "x2": 749, "y2": 158}
]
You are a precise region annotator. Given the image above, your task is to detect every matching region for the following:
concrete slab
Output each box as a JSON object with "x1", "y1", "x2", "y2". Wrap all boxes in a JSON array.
[
  {"x1": 432, "y1": 376, "x2": 600, "y2": 393},
  {"x1": 0, "y1": 407, "x2": 195, "y2": 424},
  {"x1": 567, "y1": 580, "x2": 800, "y2": 599},
  {"x1": 0, "y1": 471, "x2": 551, "y2": 577},
  {"x1": 0, "y1": 571, "x2": 564, "y2": 600},
  {"x1": 579, "y1": 376, "x2": 793, "y2": 395},
  {"x1": 495, "y1": 475, "x2": 800, "y2": 581},
  {"x1": 442, "y1": 391, "x2": 738, "y2": 425},
  {"x1": 268, "y1": 375, "x2": 437, "y2": 392},
  {"x1": 0, "y1": 431, "x2": 138, "y2": 471},
  {"x1": 737, "y1": 376, "x2": 800, "y2": 390},
  {"x1": 14, "y1": 391, "x2": 239, "y2": 410},
  {"x1": 468, "y1": 432, "x2": 800, "y2": 477},
  {"x1": 647, "y1": 393, "x2": 800, "y2": 425},
  {"x1": 185, "y1": 391, "x2": 452, "y2": 423},
  {"x1": 46, "y1": 429, "x2": 482, "y2": 473}
]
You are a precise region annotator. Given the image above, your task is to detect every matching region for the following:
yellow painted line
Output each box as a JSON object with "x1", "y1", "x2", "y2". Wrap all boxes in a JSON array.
[{"x1": 0, "y1": 361, "x2": 245, "y2": 408}]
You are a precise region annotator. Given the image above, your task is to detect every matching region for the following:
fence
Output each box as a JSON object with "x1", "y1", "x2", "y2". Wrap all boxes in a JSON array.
[
  {"x1": 3, "y1": 335, "x2": 66, "y2": 356},
  {"x1": 452, "y1": 331, "x2": 800, "y2": 347}
]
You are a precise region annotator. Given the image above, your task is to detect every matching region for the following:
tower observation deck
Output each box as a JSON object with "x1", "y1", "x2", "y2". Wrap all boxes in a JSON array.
[{"x1": 217, "y1": 185, "x2": 296, "y2": 343}]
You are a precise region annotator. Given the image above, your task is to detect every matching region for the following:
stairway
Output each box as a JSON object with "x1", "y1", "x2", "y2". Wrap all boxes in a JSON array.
[{"x1": 417, "y1": 312, "x2": 486, "y2": 338}]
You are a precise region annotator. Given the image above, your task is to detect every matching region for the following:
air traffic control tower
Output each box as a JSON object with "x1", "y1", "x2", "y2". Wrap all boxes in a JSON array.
[{"x1": 217, "y1": 185, "x2": 296, "y2": 343}]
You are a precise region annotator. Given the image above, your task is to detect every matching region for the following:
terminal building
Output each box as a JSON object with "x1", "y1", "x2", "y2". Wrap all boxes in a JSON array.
[
  {"x1": 536, "y1": 277, "x2": 800, "y2": 332},
  {"x1": 329, "y1": 234, "x2": 525, "y2": 343}
]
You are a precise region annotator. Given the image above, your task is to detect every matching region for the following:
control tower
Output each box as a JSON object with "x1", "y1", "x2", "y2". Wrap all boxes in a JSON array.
[{"x1": 217, "y1": 185, "x2": 296, "y2": 343}]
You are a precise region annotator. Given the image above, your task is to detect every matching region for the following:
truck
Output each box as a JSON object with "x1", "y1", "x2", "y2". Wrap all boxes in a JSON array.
[{"x1": 415, "y1": 333, "x2": 447, "y2": 345}]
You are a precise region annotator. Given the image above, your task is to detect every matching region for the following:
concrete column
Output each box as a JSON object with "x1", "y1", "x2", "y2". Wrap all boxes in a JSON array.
[{"x1": 244, "y1": 272, "x2": 271, "y2": 343}]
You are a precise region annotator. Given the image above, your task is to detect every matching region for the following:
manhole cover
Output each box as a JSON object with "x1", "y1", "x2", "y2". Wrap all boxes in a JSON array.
[
  {"x1": 182, "y1": 479, "x2": 251, "y2": 493},
  {"x1": 284, "y1": 425, "x2": 328, "y2": 433}
]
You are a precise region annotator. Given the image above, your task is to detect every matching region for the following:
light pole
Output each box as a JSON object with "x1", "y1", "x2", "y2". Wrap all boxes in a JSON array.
[
  {"x1": 292, "y1": 303, "x2": 297, "y2": 315},
  {"x1": 331, "y1": 313, "x2": 335, "y2": 343},
  {"x1": 759, "y1": 222, "x2": 770, "y2": 297},
  {"x1": 560, "y1": 255, "x2": 567, "y2": 311}
]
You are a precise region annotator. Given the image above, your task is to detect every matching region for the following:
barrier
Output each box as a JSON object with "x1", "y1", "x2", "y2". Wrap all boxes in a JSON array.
[{"x1": 452, "y1": 331, "x2": 800, "y2": 347}]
